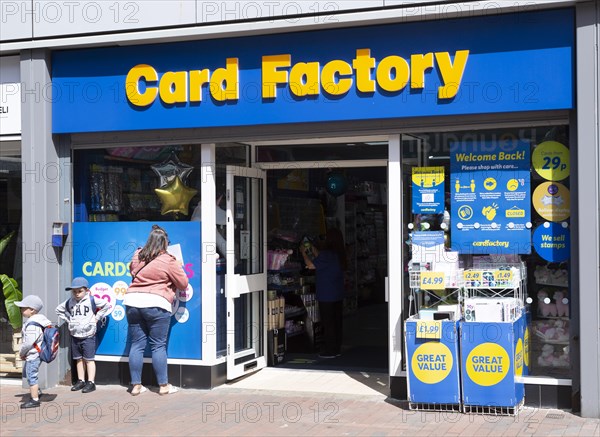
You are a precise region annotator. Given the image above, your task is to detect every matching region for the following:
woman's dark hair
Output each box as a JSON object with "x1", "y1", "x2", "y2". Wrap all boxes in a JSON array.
[
  {"x1": 323, "y1": 227, "x2": 347, "y2": 270},
  {"x1": 138, "y1": 224, "x2": 169, "y2": 263}
]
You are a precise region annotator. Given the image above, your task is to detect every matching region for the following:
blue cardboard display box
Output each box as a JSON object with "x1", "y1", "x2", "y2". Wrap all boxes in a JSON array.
[
  {"x1": 460, "y1": 314, "x2": 525, "y2": 408},
  {"x1": 405, "y1": 318, "x2": 461, "y2": 405},
  {"x1": 522, "y1": 309, "x2": 531, "y2": 376}
]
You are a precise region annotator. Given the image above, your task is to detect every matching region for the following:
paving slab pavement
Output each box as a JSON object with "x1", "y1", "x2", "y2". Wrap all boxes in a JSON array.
[{"x1": 1, "y1": 374, "x2": 598, "y2": 436}]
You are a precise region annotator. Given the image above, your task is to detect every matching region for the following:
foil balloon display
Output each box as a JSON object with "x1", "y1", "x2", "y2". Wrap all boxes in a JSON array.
[
  {"x1": 326, "y1": 172, "x2": 347, "y2": 197},
  {"x1": 154, "y1": 176, "x2": 198, "y2": 215},
  {"x1": 151, "y1": 152, "x2": 194, "y2": 187}
]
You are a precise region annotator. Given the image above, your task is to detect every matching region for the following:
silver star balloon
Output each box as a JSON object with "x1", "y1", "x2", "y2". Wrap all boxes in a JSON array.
[{"x1": 151, "y1": 152, "x2": 194, "y2": 187}]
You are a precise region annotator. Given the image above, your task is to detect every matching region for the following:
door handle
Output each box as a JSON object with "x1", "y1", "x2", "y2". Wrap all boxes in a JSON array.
[
  {"x1": 225, "y1": 274, "x2": 254, "y2": 299},
  {"x1": 225, "y1": 274, "x2": 242, "y2": 299},
  {"x1": 385, "y1": 276, "x2": 389, "y2": 302}
]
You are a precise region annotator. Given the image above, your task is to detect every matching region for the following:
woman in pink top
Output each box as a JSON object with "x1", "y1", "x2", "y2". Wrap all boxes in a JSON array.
[{"x1": 124, "y1": 224, "x2": 189, "y2": 396}]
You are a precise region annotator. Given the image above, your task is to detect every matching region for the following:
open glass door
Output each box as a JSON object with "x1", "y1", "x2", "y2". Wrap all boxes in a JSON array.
[{"x1": 225, "y1": 166, "x2": 267, "y2": 380}]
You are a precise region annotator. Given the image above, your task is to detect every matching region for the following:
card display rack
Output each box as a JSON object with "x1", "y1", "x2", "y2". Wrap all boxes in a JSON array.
[
  {"x1": 407, "y1": 266, "x2": 465, "y2": 317},
  {"x1": 463, "y1": 262, "x2": 527, "y2": 304},
  {"x1": 405, "y1": 265, "x2": 464, "y2": 411},
  {"x1": 405, "y1": 317, "x2": 462, "y2": 411},
  {"x1": 459, "y1": 262, "x2": 527, "y2": 415}
]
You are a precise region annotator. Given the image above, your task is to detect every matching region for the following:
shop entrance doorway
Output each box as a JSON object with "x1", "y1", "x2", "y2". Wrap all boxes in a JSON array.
[
  {"x1": 253, "y1": 138, "x2": 390, "y2": 374},
  {"x1": 265, "y1": 167, "x2": 389, "y2": 373}
]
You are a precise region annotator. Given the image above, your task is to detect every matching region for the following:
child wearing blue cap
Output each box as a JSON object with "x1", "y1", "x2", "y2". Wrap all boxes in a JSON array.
[
  {"x1": 15, "y1": 294, "x2": 52, "y2": 409},
  {"x1": 56, "y1": 277, "x2": 110, "y2": 393}
]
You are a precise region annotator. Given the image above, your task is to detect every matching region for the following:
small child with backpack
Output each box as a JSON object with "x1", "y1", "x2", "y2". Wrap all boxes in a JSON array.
[
  {"x1": 15, "y1": 295, "x2": 54, "y2": 409},
  {"x1": 56, "y1": 277, "x2": 110, "y2": 394}
]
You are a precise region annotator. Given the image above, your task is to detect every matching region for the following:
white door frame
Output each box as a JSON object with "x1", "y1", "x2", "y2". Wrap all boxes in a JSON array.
[{"x1": 225, "y1": 165, "x2": 268, "y2": 380}]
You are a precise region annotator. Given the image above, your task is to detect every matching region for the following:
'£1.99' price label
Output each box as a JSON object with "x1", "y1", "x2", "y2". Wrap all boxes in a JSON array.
[
  {"x1": 420, "y1": 271, "x2": 445, "y2": 290},
  {"x1": 416, "y1": 320, "x2": 442, "y2": 339}
]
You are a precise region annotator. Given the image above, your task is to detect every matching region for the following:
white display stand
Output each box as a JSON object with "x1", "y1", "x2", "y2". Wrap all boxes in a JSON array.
[{"x1": 460, "y1": 262, "x2": 527, "y2": 415}]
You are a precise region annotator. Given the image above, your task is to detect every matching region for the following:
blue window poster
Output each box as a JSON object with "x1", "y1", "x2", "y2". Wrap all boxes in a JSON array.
[
  {"x1": 412, "y1": 167, "x2": 445, "y2": 214},
  {"x1": 450, "y1": 141, "x2": 531, "y2": 255},
  {"x1": 411, "y1": 231, "x2": 445, "y2": 264},
  {"x1": 532, "y1": 222, "x2": 570, "y2": 263},
  {"x1": 72, "y1": 221, "x2": 202, "y2": 360}
]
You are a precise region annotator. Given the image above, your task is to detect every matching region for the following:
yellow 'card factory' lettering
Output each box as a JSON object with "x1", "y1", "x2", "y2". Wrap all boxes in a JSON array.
[
  {"x1": 262, "y1": 49, "x2": 469, "y2": 99},
  {"x1": 125, "y1": 49, "x2": 469, "y2": 106},
  {"x1": 126, "y1": 58, "x2": 239, "y2": 106}
]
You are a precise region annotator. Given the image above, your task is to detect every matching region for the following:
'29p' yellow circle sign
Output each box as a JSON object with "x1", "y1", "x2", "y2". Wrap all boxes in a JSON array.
[
  {"x1": 466, "y1": 343, "x2": 510, "y2": 386},
  {"x1": 411, "y1": 342, "x2": 453, "y2": 384},
  {"x1": 532, "y1": 141, "x2": 570, "y2": 181}
]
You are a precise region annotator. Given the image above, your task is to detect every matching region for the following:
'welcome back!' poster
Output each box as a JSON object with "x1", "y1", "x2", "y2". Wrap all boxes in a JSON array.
[{"x1": 450, "y1": 141, "x2": 531, "y2": 255}]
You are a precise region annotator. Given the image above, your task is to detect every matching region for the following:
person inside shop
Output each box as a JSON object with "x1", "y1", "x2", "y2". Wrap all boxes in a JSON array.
[
  {"x1": 124, "y1": 224, "x2": 189, "y2": 396},
  {"x1": 300, "y1": 228, "x2": 347, "y2": 359}
]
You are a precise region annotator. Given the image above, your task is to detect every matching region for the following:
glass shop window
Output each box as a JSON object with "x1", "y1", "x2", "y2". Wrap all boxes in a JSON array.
[
  {"x1": 74, "y1": 146, "x2": 201, "y2": 222},
  {"x1": 0, "y1": 149, "x2": 23, "y2": 359},
  {"x1": 400, "y1": 125, "x2": 572, "y2": 379}
]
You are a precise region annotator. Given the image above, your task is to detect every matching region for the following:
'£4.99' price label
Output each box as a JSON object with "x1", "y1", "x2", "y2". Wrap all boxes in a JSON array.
[
  {"x1": 416, "y1": 320, "x2": 442, "y2": 339},
  {"x1": 420, "y1": 271, "x2": 446, "y2": 290}
]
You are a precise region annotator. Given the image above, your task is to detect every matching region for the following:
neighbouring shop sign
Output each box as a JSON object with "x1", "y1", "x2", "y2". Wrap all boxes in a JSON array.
[
  {"x1": 72, "y1": 221, "x2": 202, "y2": 360},
  {"x1": 52, "y1": 9, "x2": 573, "y2": 133},
  {"x1": 0, "y1": 56, "x2": 21, "y2": 135},
  {"x1": 450, "y1": 140, "x2": 531, "y2": 255},
  {"x1": 412, "y1": 166, "x2": 445, "y2": 214}
]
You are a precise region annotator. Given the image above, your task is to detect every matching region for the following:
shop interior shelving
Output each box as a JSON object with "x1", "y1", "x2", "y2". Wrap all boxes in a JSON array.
[
  {"x1": 529, "y1": 263, "x2": 571, "y2": 375},
  {"x1": 267, "y1": 265, "x2": 320, "y2": 352}
]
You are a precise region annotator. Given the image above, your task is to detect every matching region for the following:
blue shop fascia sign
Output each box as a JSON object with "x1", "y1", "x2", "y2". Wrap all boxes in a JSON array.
[{"x1": 51, "y1": 9, "x2": 573, "y2": 133}]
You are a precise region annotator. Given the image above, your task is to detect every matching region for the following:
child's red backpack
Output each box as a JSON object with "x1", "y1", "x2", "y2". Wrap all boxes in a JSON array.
[{"x1": 28, "y1": 322, "x2": 60, "y2": 363}]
